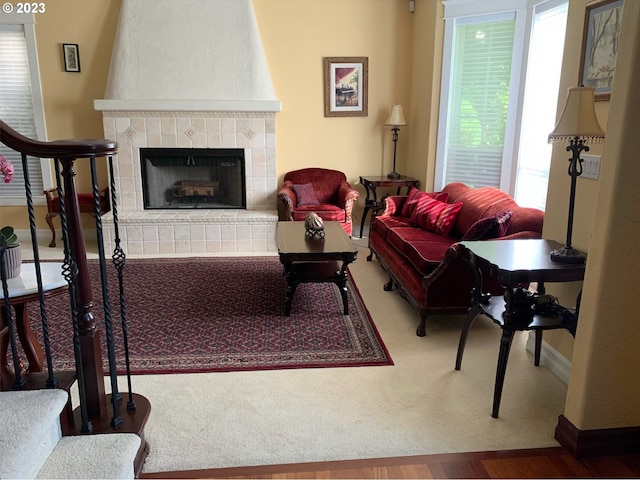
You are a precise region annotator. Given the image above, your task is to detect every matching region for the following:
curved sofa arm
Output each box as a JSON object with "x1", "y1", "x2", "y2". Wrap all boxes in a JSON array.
[
  {"x1": 278, "y1": 180, "x2": 296, "y2": 220},
  {"x1": 338, "y1": 181, "x2": 359, "y2": 222}
]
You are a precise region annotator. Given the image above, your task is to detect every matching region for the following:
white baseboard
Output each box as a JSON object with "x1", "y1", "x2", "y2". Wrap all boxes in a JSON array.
[
  {"x1": 14, "y1": 228, "x2": 97, "y2": 249},
  {"x1": 526, "y1": 332, "x2": 572, "y2": 385}
]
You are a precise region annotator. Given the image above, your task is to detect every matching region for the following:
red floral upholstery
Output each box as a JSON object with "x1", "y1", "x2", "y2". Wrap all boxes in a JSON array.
[{"x1": 278, "y1": 168, "x2": 359, "y2": 236}]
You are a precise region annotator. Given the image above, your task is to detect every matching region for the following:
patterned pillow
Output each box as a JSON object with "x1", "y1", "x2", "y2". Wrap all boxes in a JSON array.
[
  {"x1": 400, "y1": 187, "x2": 449, "y2": 218},
  {"x1": 462, "y1": 210, "x2": 513, "y2": 241},
  {"x1": 292, "y1": 183, "x2": 319, "y2": 206},
  {"x1": 410, "y1": 197, "x2": 463, "y2": 236}
]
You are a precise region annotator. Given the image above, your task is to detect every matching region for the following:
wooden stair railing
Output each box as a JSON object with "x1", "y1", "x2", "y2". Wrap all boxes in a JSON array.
[{"x1": 0, "y1": 120, "x2": 150, "y2": 475}]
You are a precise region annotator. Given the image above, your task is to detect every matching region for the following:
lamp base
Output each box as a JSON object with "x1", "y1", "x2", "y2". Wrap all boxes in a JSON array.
[
  {"x1": 550, "y1": 245, "x2": 586, "y2": 264},
  {"x1": 387, "y1": 171, "x2": 400, "y2": 179}
]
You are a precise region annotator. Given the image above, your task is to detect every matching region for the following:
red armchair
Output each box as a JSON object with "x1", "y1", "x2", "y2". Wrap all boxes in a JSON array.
[{"x1": 278, "y1": 168, "x2": 359, "y2": 236}]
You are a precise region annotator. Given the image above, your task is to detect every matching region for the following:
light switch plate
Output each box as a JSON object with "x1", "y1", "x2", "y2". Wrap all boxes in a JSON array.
[{"x1": 582, "y1": 154, "x2": 601, "y2": 180}]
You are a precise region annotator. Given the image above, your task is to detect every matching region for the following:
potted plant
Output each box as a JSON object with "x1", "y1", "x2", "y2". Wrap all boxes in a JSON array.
[
  {"x1": 1, "y1": 225, "x2": 21, "y2": 279},
  {"x1": 1, "y1": 155, "x2": 21, "y2": 279}
]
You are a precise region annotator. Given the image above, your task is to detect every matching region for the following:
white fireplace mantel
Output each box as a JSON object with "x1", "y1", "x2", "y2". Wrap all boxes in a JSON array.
[{"x1": 94, "y1": 99, "x2": 282, "y2": 113}]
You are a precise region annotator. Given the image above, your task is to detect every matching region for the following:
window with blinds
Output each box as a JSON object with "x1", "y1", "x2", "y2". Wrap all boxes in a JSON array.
[
  {"x1": 443, "y1": 17, "x2": 515, "y2": 189},
  {"x1": 435, "y1": 0, "x2": 568, "y2": 207},
  {"x1": 0, "y1": 23, "x2": 44, "y2": 200}
]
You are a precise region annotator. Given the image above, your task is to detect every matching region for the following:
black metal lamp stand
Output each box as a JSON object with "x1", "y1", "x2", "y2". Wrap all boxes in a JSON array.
[
  {"x1": 551, "y1": 136, "x2": 588, "y2": 264},
  {"x1": 388, "y1": 126, "x2": 401, "y2": 179}
]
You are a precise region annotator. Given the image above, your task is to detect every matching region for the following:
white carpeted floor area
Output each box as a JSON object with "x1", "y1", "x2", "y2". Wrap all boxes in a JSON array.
[{"x1": 32, "y1": 228, "x2": 568, "y2": 474}]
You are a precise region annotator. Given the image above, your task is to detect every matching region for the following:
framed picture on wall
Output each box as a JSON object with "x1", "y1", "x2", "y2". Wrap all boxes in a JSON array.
[
  {"x1": 324, "y1": 57, "x2": 368, "y2": 117},
  {"x1": 579, "y1": 0, "x2": 624, "y2": 101},
  {"x1": 62, "y1": 43, "x2": 81, "y2": 73}
]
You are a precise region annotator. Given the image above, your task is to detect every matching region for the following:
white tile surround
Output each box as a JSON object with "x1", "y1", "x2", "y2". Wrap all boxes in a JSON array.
[{"x1": 99, "y1": 110, "x2": 278, "y2": 256}]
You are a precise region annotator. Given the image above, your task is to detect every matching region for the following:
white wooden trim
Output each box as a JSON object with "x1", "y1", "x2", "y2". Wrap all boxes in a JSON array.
[{"x1": 526, "y1": 331, "x2": 572, "y2": 385}]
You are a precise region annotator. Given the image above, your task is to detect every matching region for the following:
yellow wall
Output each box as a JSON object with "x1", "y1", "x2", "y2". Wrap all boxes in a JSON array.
[
  {"x1": 2, "y1": 0, "x2": 418, "y2": 229},
  {"x1": 1, "y1": 0, "x2": 120, "y2": 230},
  {"x1": 563, "y1": 0, "x2": 640, "y2": 430},
  {"x1": 253, "y1": 0, "x2": 414, "y2": 204},
  {"x1": 406, "y1": 0, "x2": 444, "y2": 189}
]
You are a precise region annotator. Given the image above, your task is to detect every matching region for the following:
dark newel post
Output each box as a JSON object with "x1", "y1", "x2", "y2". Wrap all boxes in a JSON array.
[{"x1": 61, "y1": 158, "x2": 106, "y2": 418}]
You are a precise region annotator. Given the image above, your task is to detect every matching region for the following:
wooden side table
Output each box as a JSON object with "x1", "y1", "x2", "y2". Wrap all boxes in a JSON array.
[
  {"x1": 454, "y1": 239, "x2": 585, "y2": 418},
  {"x1": 358, "y1": 175, "x2": 419, "y2": 238},
  {"x1": 1, "y1": 262, "x2": 66, "y2": 375}
]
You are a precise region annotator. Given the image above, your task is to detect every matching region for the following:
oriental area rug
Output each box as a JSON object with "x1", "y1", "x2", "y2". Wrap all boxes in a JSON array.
[{"x1": 39, "y1": 256, "x2": 392, "y2": 374}]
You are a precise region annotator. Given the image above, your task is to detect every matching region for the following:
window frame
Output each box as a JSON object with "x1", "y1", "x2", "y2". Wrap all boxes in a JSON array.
[
  {"x1": 0, "y1": 12, "x2": 51, "y2": 206},
  {"x1": 436, "y1": 0, "x2": 566, "y2": 208}
]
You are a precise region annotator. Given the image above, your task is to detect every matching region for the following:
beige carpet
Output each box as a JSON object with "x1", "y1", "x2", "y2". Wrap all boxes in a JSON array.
[{"x1": 36, "y1": 233, "x2": 567, "y2": 474}]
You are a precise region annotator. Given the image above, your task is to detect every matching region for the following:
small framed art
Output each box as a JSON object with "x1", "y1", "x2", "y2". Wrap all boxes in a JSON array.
[
  {"x1": 579, "y1": 0, "x2": 624, "y2": 101},
  {"x1": 63, "y1": 43, "x2": 81, "y2": 73},
  {"x1": 324, "y1": 57, "x2": 368, "y2": 117}
]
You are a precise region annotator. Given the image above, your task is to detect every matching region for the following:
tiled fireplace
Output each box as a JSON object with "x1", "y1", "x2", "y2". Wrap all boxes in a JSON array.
[
  {"x1": 95, "y1": 0, "x2": 281, "y2": 255},
  {"x1": 96, "y1": 109, "x2": 278, "y2": 255}
]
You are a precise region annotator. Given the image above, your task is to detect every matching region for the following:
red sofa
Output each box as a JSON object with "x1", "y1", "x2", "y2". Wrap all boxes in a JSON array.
[{"x1": 368, "y1": 182, "x2": 544, "y2": 336}]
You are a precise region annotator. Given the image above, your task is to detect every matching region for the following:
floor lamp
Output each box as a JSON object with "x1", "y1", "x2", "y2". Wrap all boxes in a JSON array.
[
  {"x1": 547, "y1": 86, "x2": 605, "y2": 264},
  {"x1": 385, "y1": 104, "x2": 407, "y2": 179}
]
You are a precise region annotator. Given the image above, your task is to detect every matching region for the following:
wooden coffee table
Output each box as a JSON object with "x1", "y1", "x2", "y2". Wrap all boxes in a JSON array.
[{"x1": 277, "y1": 221, "x2": 358, "y2": 316}]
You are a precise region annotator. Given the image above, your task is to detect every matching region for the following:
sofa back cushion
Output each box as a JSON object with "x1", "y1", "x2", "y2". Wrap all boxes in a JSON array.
[
  {"x1": 504, "y1": 206, "x2": 544, "y2": 236},
  {"x1": 443, "y1": 183, "x2": 521, "y2": 238}
]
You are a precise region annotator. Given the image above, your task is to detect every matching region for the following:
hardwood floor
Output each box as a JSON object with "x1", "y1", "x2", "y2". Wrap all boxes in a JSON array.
[{"x1": 140, "y1": 447, "x2": 640, "y2": 478}]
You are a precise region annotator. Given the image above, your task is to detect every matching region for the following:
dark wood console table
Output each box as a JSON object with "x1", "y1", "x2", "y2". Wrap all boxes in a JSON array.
[
  {"x1": 358, "y1": 175, "x2": 419, "y2": 238},
  {"x1": 454, "y1": 239, "x2": 585, "y2": 418}
]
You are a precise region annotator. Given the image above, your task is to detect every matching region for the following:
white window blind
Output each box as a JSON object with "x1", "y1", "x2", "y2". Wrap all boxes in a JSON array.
[
  {"x1": 0, "y1": 24, "x2": 44, "y2": 199},
  {"x1": 444, "y1": 17, "x2": 515, "y2": 189}
]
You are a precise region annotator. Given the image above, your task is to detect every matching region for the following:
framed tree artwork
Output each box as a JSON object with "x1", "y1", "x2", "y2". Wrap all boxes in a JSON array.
[
  {"x1": 324, "y1": 57, "x2": 368, "y2": 117},
  {"x1": 579, "y1": 0, "x2": 624, "y2": 101}
]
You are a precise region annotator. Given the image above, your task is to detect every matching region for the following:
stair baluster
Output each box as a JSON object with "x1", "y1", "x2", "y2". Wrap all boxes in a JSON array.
[
  {"x1": 0, "y1": 120, "x2": 150, "y2": 475},
  {"x1": 108, "y1": 156, "x2": 136, "y2": 411}
]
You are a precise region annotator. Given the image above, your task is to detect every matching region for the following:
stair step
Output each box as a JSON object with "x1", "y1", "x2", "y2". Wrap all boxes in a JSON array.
[
  {"x1": 36, "y1": 433, "x2": 141, "y2": 479},
  {"x1": 0, "y1": 389, "x2": 68, "y2": 479}
]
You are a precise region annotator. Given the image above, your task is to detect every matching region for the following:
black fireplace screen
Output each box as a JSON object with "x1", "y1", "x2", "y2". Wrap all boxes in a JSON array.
[{"x1": 140, "y1": 148, "x2": 246, "y2": 209}]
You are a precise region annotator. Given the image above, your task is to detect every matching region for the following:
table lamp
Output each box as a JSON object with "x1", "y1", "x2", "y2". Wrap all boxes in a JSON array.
[
  {"x1": 385, "y1": 104, "x2": 407, "y2": 179},
  {"x1": 547, "y1": 86, "x2": 605, "y2": 264}
]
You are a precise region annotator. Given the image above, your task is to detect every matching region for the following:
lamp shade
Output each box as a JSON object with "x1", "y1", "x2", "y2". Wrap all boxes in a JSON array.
[
  {"x1": 385, "y1": 104, "x2": 407, "y2": 126},
  {"x1": 548, "y1": 86, "x2": 605, "y2": 144}
]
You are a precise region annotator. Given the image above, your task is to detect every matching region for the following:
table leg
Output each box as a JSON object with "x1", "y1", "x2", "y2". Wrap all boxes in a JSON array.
[
  {"x1": 283, "y1": 269, "x2": 299, "y2": 317},
  {"x1": 492, "y1": 327, "x2": 516, "y2": 418},
  {"x1": 455, "y1": 302, "x2": 483, "y2": 370},
  {"x1": 534, "y1": 330, "x2": 543, "y2": 366},
  {"x1": 359, "y1": 205, "x2": 370, "y2": 239},
  {"x1": 46, "y1": 212, "x2": 57, "y2": 248},
  {"x1": 335, "y1": 261, "x2": 354, "y2": 315},
  {"x1": 1, "y1": 303, "x2": 45, "y2": 374}
]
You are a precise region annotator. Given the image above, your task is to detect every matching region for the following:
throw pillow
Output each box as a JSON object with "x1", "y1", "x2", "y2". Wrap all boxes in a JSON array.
[
  {"x1": 462, "y1": 210, "x2": 513, "y2": 241},
  {"x1": 292, "y1": 183, "x2": 319, "y2": 206},
  {"x1": 410, "y1": 197, "x2": 463, "y2": 236},
  {"x1": 400, "y1": 187, "x2": 449, "y2": 218}
]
